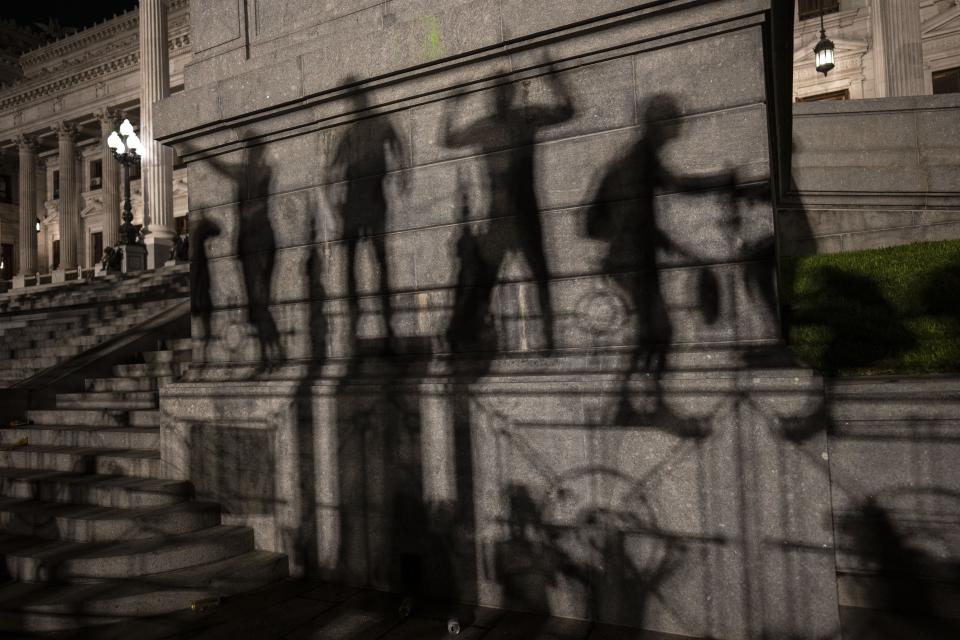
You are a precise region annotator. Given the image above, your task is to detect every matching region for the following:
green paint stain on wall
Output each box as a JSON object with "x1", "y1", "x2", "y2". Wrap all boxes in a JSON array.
[{"x1": 422, "y1": 16, "x2": 444, "y2": 60}]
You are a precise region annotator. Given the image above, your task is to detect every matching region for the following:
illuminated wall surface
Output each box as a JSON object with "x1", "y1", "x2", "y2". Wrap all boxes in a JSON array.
[{"x1": 155, "y1": 2, "x2": 844, "y2": 637}]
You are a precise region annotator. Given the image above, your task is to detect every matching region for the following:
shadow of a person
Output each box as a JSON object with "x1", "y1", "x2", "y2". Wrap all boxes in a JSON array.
[
  {"x1": 328, "y1": 79, "x2": 408, "y2": 351},
  {"x1": 239, "y1": 143, "x2": 284, "y2": 373},
  {"x1": 445, "y1": 168, "x2": 499, "y2": 355},
  {"x1": 289, "y1": 213, "x2": 328, "y2": 575},
  {"x1": 586, "y1": 94, "x2": 734, "y2": 438},
  {"x1": 443, "y1": 59, "x2": 574, "y2": 353},
  {"x1": 190, "y1": 214, "x2": 221, "y2": 363},
  {"x1": 201, "y1": 138, "x2": 285, "y2": 374},
  {"x1": 494, "y1": 485, "x2": 572, "y2": 614}
]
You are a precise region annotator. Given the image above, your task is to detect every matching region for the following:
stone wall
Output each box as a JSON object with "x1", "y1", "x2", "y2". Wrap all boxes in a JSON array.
[
  {"x1": 827, "y1": 377, "x2": 960, "y2": 627},
  {"x1": 781, "y1": 94, "x2": 960, "y2": 256},
  {"x1": 156, "y1": 2, "x2": 845, "y2": 638}
]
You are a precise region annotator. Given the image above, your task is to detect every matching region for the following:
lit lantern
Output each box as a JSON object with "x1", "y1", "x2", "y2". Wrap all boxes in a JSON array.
[
  {"x1": 814, "y1": 29, "x2": 835, "y2": 76},
  {"x1": 814, "y1": 3, "x2": 836, "y2": 78}
]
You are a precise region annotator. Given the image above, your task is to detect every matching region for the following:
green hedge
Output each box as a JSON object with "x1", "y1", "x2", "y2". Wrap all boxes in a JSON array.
[{"x1": 781, "y1": 240, "x2": 960, "y2": 376}]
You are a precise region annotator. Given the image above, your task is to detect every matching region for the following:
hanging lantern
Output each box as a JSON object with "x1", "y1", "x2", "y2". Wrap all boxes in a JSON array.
[
  {"x1": 814, "y1": 1, "x2": 835, "y2": 77},
  {"x1": 814, "y1": 29, "x2": 835, "y2": 76}
]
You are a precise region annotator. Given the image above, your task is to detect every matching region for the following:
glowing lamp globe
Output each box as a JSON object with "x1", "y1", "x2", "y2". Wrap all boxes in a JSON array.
[{"x1": 814, "y1": 31, "x2": 835, "y2": 77}]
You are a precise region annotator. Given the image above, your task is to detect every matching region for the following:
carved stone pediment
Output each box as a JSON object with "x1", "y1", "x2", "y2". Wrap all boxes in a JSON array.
[{"x1": 922, "y1": 6, "x2": 960, "y2": 38}]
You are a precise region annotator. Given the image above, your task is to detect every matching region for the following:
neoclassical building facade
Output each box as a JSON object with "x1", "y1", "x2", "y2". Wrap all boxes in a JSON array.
[
  {"x1": 793, "y1": 0, "x2": 960, "y2": 100},
  {"x1": 0, "y1": 0, "x2": 190, "y2": 284}
]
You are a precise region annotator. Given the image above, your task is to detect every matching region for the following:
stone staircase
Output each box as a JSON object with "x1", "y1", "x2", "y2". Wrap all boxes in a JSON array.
[
  {"x1": 0, "y1": 337, "x2": 289, "y2": 634},
  {"x1": 0, "y1": 265, "x2": 190, "y2": 315},
  {"x1": 0, "y1": 266, "x2": 190, "y2": 388}
]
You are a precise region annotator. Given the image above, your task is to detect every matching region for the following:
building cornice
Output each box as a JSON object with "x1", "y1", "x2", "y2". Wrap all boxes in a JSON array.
[
  {"x1": 0, "y1": 32, "x2": 190, "y2": 115},
  {"x1": 18, "y1": 0, "x2": 188, "y2": 73},
  {"x1": 0, "y1": 0, "x2": 189, "y2": 115}
]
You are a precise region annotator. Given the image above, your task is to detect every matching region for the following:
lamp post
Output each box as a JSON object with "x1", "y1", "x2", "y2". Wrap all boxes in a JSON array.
[
  {"x1": 814, "y1": 1, "x2": 836, "y2": 77},
  {"x1": 107, "y1": 119, "x2": 144, "y2": 244},
  {"x1": 106, "y1": 119, "x2": 147, "y2": 273}
]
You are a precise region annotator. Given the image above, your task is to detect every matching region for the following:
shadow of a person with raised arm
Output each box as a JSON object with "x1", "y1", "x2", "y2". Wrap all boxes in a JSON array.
[
  {"x1": 443, "y1": 59, "x2": 574, "y2": 353},
  {"x1": 203, "y1": 139, "x2": 284, "y2": 375},
  {"x1": 328, "y1": 78, "x2": 408, "y2": 352},
  {"x1": 586, "y1": 94, "x2": 734, "y2": 437}
]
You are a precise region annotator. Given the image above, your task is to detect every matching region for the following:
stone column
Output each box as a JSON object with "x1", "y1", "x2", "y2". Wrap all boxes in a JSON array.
[
  {"x1": 56, "y1": 121, "x2": 79, "y2": 277},
  {"x1": 139, "y1": 0, "x2": 176, "y2": 268},
  {"x1": 98, "y1": 108, "x2": 121, "y2": 251},
  {"x1": 870, "y1": 0, "x2": 925, "y2": 97},
  {"x1": 36, "y1": 159, "x2": 47, "y2": 274},
  {"x1": 16, "y1": 134, "x2": 37, "y2": 280}
]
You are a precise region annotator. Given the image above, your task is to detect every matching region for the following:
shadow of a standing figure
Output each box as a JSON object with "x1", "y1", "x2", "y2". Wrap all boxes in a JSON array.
[
  {"x1": 445, "y1": 169, "x2": 499, "y2": 355},
  {"x1": 239, "y1": 144, "x2": 284, "y2": 372},
  {"x1": 585, "y1": 94, "x2": 734, "y2": 438},
  {"x1": 190, "y1": 215, "x2": 221, "y2": 363},
  {"x1": 289, "y1": 214, "x2": 328, "y2": 575},
  {"x1": 443, "y1": 59, "x2": 574, "y2": 353},
  {"x1": 203, "y1": 138, "x2": 284, "y2": 374},
  {"x1": 328, "y1": 78, "x2": 408, "y2": 352}
]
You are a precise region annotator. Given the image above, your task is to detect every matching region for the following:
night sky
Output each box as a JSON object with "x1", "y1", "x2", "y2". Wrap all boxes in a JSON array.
[{"x1": 2, "y1": 1, "x2": 139, "y2": 30}]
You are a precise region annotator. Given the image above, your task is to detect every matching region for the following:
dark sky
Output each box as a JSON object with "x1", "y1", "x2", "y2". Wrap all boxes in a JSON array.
[{"x1": 2, "y1": 1, "x2": 139, "y2": 30}]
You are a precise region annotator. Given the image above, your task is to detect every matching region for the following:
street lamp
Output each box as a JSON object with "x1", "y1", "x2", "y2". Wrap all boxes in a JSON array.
[
  {"x1": 107, "y1": 118, "x2": 145, "y2": 245},
  {"x1": 814, "y1": 1, "x2": 836, "y2": 77}
]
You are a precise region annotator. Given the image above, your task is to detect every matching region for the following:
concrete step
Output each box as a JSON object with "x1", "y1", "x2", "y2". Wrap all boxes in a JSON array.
[
  {"x1": 829, "y1": 396, "x2": 960, "y2": 421},
  {"x1": 167, "y1": 338, "x2": 193, "y2": 352},
  {"x1": 0, "y1": 425, "x2": 160, "y2": 450},
  {"x1": 0, "y1": 468, "x2": 192, "y2": 509},
  {"x1": 26, "y1": 408, "x2": 160, "y2": 427},
  {"x1": 2, "y1": 525, "x2": 255, "y2": 582},
  {"x1": 84, "y1": 376, "x2": 166, "y2": 392},
  {"x1": 829, "y1": 376, "x2": 960, "y2": 396},
  {"x1": 0, "y1": 444, "x2": 163, "y2": 477},
  {"x1": 0, "y1": 497, "x2": 221, "y2": 542},
  {"x1": 112, "y1": 362, "x2": 188, "y2": 379},
  {"x1": 0, "y1": 608, "x2": 123, "y2": 633},
  {"x1": 17, "y1": 336, "x2": 100, "y2": 353},
  {"x1": 0, "y1": 369, "x2": 40, "y2": 381},
  {"x1": 8, "y1": 345, "x2": 82, "y2": 359},
  {"x1": 0, "y1": 550, "x2": 287, "y2": 621},
  {"x1": 0, "y1": 356, "x2": 57, "y2": 370},
  {"x1": 56, "y1": 391, "x2": 158, "y2": 410},
  {"x1": 143, "y1": 349, "x2": 192, "y2": 365},
  {"x1": 90, "y1": 320, "x2": 152, "y2": 338}
]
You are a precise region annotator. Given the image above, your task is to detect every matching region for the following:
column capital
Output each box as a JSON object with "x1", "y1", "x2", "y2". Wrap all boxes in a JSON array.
[
  {"x1": 15, "y1": 133, "x2": 37, "y2": 151},
  {"x1": 55, "y1": 121, "x2": 78, "y2": 141},
  {"x1": 97, "y1": 107, "x2": 122, "y2": 130}
]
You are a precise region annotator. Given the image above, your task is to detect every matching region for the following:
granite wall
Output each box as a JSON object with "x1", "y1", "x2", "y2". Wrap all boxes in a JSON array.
[
  {"x1": 156, "y1": 2, "x2": 846, "y2": 638},
  {"x1": 782, "y1": 94, "x2": 960, "y2": 256}
]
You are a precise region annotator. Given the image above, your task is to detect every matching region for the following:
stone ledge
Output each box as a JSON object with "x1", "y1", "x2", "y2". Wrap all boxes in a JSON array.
[{"x1": 793, "y1": 93, "x2": 960, "y2": 116}]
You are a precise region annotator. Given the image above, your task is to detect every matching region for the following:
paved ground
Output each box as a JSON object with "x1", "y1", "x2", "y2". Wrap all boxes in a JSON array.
[
  {"x1": 9, "y1": 579, "x2": 693, "y2": 640},
  {"x1": 12, "y1": 579, "x2": 960, "y2": 639}
]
